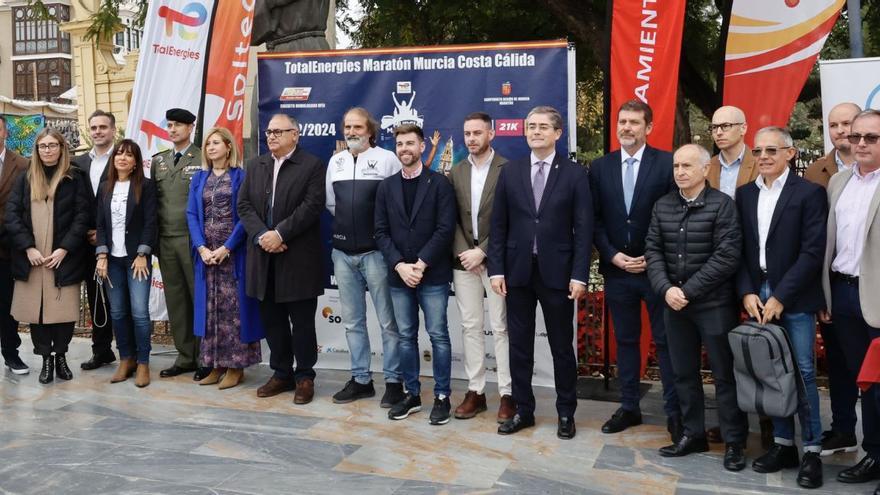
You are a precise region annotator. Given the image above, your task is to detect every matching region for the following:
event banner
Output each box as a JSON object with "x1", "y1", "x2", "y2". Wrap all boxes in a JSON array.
[
  {"x1": 608, "y1": 0, "x2": 686, "y2": 151},
  {"x1": 258, "y1": 40, "x2": 575, "y2": 386},
  {"x1": 722, "y1": 0, "x2": 844, "y2": 144},
  {"x1": 125, "y1": 0, "x2": 216, "y2": 172},
  {"x1": 819, "y1": 57, "x2": 880, "y2": 153}
]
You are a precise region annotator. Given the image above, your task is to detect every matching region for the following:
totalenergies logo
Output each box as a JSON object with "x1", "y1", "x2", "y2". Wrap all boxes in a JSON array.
[{"x1": 158, "y1": 3, "x2": 208, "y2": 41}]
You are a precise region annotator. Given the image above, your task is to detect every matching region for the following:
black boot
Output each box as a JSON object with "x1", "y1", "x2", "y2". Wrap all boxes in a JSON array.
[
  {"x1": 38, "y1": 355, "x2": 54, "y2": 384},
  {"x1": 55, "y1": 354, "x2": 73, "y2": 381}
]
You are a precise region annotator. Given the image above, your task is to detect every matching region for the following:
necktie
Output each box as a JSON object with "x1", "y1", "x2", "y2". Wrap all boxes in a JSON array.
[
  {"x1": 623, "y1": 157, "x2": 636, "y2": 213},
  {"x1": 174, "y1": 152, "x2": 182, "y2": 165},
  {"x1": 532, "y1": 161, "x2": 546, "y2": 254}
]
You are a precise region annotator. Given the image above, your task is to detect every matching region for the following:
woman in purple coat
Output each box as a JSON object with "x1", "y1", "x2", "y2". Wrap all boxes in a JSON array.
[{"x1": 186, "y1": 127, "x2": 263, "y2": 389}]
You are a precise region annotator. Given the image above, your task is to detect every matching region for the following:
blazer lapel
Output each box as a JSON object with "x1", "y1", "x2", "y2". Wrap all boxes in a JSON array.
[
  {"x1": 520, "y1": 159, "x2": 537, "y2": 216},
  {"x1": 607, "y1": 151, "x2": 626, "y2": 216},
  {"x1": 478, "y1": 156, "x2": 502, "y2": 213},
  {"x1": 630, "y1": 148, "x2": 653, "y2": 213},
  {"x1": 537, "y1": 155, "x2": 561, "y2": 214},
  {"x1": 743, "y1": 184, "x2": 760, "y2": 242},
  {"x1": 737, "y1": 152, "x2": 757, "y2": 187},
  {"x1": 767, "y1": 173, "x2": 796, "y2": 240},
  {"x1": 125, "y1": 182, "x2": 137, "y2": 226},
  {"x1": 866, "y1": 175, "x2": 880, "y2": 239},
  {"x1": 408, "y1": 168, "x2": 430, "y2": 225}
]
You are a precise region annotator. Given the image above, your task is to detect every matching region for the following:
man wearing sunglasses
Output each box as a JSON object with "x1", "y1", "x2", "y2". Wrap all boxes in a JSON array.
[
  {"x1": 707, "y1": 106, "x2": 759, "y2": 199},
  {"x1": 736, "y1": 127, "x2": 827, "y2": 488},
  {"x1": 805, "y1": 102, "x2": 861, "y2": 458},
  {"x1": 820, "y1": 109, "x2": 880, "y2": 490}
]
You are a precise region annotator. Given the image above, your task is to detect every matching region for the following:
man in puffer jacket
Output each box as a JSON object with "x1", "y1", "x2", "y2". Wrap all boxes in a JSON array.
[{"x1": 644, "y1": 143, "x2": 749, "y2": 472}]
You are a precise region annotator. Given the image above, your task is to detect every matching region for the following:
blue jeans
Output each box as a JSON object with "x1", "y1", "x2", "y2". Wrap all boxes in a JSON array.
[
  {"x1": 107, "y1": 256, "x2": 152, "y2": 364},
  {"x1": 759, "y1": 282, "x2": 822, "y2": 448},
  {"x1": 390, "y1": 283, "x2": 451, "y2": 397},
  {"x1": 332, "y1": 249, "x2": 401, "y2": 384}
]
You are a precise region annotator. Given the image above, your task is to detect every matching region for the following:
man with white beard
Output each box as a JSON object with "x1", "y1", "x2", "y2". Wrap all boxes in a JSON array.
[{"x1": 325, "y1": 107, "x2": 405, "y2": 408}]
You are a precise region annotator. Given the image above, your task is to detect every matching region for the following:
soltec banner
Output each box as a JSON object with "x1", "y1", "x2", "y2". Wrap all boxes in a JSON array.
[
  {"x1": 125, "y1": 0, "x2": 216, "y2": 172},
  {"x1": 608, "y1": 0, "x2": 686, "y2": 152},
  {"x1": 721, "y1": 0, "x2": 843, "y2": 145},
  {"x1": 257, "y1": 40, "x2": 575, "y2": 387}
]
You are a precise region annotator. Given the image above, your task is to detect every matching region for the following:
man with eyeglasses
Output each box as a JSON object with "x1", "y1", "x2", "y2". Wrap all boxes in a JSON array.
[
  {"x1": 0, "y1": 115, "x2": 29, "y2": 375},
  {"x1": 820, "y1": 109, "x2": 880, "y2": 490},
  {"x1": 708, "y1": 106, "x2": 759, "y2": 199},
  {"x1": 152, "y1": 108, "x2": 210, "y2": 381},
  {"x1": 239, "y1": 113, "x2": 325, "y2": 404},
  {"x1": 736, "y1": 127, "x2": 827, "y2": 488},
  {"x1": 805, "y1": 102, "x2": 861, "y2": 457},
  {"x1": 72, "y1": 109, "x2": 117, "y2": 372}
]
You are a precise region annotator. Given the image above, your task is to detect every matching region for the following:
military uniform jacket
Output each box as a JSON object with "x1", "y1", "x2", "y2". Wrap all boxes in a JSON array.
[{"x1": 153, "y1": 144, "x2": 202, "y2": 236}]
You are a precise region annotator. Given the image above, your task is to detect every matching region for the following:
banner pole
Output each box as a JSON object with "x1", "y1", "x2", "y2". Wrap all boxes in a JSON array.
[
  {"x1": 716, "y1": 0, "x2": 734, "y2": 110},
  {"x1": 567, "y1": 41, "x2": 577, "y2": 159},
  {"x1": 602, "y1": 0, "x2": 613, "y2": 155},
  {"x1": 195, "y1": 0, "x2": 220, "y2": 146},
  {"x1": 847, "y1": 0, "x2": 864, "y2": 58}
]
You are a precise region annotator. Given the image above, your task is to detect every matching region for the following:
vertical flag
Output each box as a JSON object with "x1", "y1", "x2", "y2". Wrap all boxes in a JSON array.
[
  {"x1": 607, "y1": 0, "x2": 687, "y2": 152},
  {"x1": 721, "y1": 0, "x2": 844, "y2": 144}
]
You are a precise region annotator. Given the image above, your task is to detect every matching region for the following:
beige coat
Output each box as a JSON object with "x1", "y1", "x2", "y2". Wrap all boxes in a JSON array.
[{"x1": 11, "y1": 199, "x2": 80, "y2": 324}]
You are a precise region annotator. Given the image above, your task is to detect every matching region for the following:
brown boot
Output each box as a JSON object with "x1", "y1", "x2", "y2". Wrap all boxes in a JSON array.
[
  {"x1": 293, "y1": 378, "x2": 314, "y2": 404},
  {"x1": 134, "y1": 363, "x2": 150, "y2": 388},
  {"x1": 454, "y1": 390, "x2": 487, "y2": 419},
  {"x1": 198, "y1": 367, "x2": 226, "y2": 385},
  {"x1": 110, "y1": 358, "x2": 136, "y2": 383},
  {"x1": 257, "y1": 377, "x2": 296, "y2": 398},
  {"x1": 497, "y1": 394, "x2": 516, "y2": 424},
  {"x1": 218, "y1": 368, "x2": 243, "y2": 390}
]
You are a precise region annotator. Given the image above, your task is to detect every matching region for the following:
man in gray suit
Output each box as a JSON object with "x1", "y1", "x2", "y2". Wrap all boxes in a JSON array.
[{"x1": 820, "y1": 109, "x2": 880, "y2": 488}]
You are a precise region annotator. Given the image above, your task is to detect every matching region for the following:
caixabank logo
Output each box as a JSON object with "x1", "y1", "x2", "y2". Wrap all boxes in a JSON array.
[{"x1": 158, "y1": 3, "x2": 208, "y2": 40}]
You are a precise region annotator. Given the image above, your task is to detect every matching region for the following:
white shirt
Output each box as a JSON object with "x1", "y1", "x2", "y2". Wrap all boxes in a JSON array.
[
  {"x1": 110, "y1": 181, "x2": 130, "y2": 257},
  {"x1": 832, "y1": 166, "x2": 880, "y2": 276},
  {"x1": 620, "y1": 144, "x2": 646, "y2": 188},
  {"x1": 835, "y1": 150, "x2": 856, "y2": 173},
  {"x1": 89, "y1": 147, "x2": 112, "y2": 195},
  {"x1": 469, "y1": 149, "x2": 494, "y2": 240},
  {"x1": 756, "y1": 167, "x2": 790, "y2": 270},
  {"x1": 271, "y1": 148, "x2": 295, "y2": 208}
]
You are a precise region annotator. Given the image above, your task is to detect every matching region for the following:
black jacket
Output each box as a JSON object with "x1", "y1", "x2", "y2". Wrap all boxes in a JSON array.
[
  {"x1": 5, "y1": 166, "x2": 91, "y2": 286},
  {"x1": 95, "y1": 179, "x2": 158, "y2": 265},
  {"x1": 645, "y1": 184, "x2": 742, "y2": 310},
  {"x1": 71, "y1": 152, "x2": 109, "y2": 230}
]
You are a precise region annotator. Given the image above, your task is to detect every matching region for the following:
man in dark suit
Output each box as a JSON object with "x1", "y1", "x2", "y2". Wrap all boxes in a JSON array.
[
  {"x1": 0, "y1": 115, "x2": 30, "y2": 374},
  {"x1": 589, "y1": 100, "x2": 680, "y2": 439},
  {"x1": 489, "y1": 106, "x2": 592, "y2": 439},
  {"x1": 71, "y1": 109, "x2": 117, "y2": 371},
  {"x1": 374, "y1": 124, "x2": 456, "y2": 425},
  {"x1": 238, "y1": 113, "x2": 325, "y2": 405},
  {"x1": 736, "y1": 126, "x2": 827, "y2": 488}
]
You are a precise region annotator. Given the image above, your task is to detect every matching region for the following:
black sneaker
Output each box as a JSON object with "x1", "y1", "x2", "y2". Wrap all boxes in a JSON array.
[
  {"x1": 4, "y1": 356, "x2": 29, "y2": 375},
  {"x1": 429, "y1": 395, "x2": 451, "y2": 425},
  {"x1": 821, "y1": 430, "x2": 858, "y2": 456},
  {"x1": 380, "y1": 382, "x2": 404, "y2": 408},
  {"x1": 388, "y1": 393, "x2": 422, "y2": 420},
  {"x1": 332, "y1": 379, "x2": 376, "y2": 404}
]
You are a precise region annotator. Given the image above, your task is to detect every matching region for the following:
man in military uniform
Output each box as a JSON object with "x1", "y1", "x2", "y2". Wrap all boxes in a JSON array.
[{"x1": 153, "y1": 108, "x2": 209, "y2": 380}]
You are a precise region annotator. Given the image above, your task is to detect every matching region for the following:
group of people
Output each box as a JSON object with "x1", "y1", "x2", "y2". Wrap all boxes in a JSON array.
[{"x1": 0, "y1": 98, "x2": 878, "y2": 492}]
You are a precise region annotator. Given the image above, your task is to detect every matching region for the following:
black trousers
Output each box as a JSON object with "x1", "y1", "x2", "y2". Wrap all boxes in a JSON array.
[
  {"x1": 31, "y1": 322, "x2": 75, "y2": 356},
  {"x1": 258, "y1": 265, "x2": 318, "y2": 383},
  {"x1": 665, "y1": 303, "x2": 748, "y2": 444},
  {"x1": 819, "y1": 320, "x2": 859, "y2": 435},
  {"x1": 0, "y1": 258, "x2": 21, "y2": 360},
  {"x1": 507, "y1": 260, "x2": 577, "y2": 418},
  {"x1": 85, "y1": 257, "x2": 114, "y2": 355}
]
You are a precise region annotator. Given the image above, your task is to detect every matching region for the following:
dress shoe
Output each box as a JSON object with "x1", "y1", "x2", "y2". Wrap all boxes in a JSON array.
[
  {"x1": 723, "y1": 443, "x2": 746, "y2": 472},
  {"x1": 497, "y1": 394, "x2": 516, "y2": 424},
  {"x1": 110, "y1": 358, "x2": 137, "y2": 383},
  {"x1": 667, "y1": 416, "x2": 684, "y2": 444},
  {"x1": 219, "y1": 368, "x2": 243, "y2": 390},
  {"x1": 38, "y1": 355, "x2": 54, "y2": 384},
  {"x1": 797, "y1": 452, "x2": 823, "y2": 489},
  {"x1": 55, "y1": 354, "x2": 73, "y2": 381},
  {"x1": 601, "y1": 408, "x2": 642, "y2": 434},
  {"x1": 557, "y1": 416, "x2": 576, "y2": 439},
  {"x1": 256, "y1": 377, "x2": 296, "y2": 398},
  {"x1": 193, "y1": 367, "x2": 213, "y2": 381},
  {"x1": 838, "y1": 455, "x2": 880, "y2": 483},
  {"x1": 752, "y1": 443, "x2": 799, "y2": 473},
  {"x1": 80, "y1": 351, "x2": 116, "y2": 370},
  {"x1": 159, "y1": 365, "x2": 196, "y2": 378},
  {"x1": 659, "y1": 435, "x2": 710, "y2": 457},
  {"x1": 198, "y1": 368, "x2": 226, "y2": 385},
  {"x1": 294, "y1": 378, "x2": 315, "y2": 405},
  {"x1": 134, "y1": 363, "x2": 150, "y2": 388},
  {"x1": 821, "y1": 430, "x2": 858, "y2": 456},
  {"x1": 454, "y1": 391, "x2": 487, "y2": 419},
  {"x1": 498, "y1": 413, "x2": 535, "y2": 435}
]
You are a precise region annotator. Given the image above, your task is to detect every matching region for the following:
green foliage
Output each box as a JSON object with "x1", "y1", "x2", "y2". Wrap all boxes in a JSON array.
[{"x1": 28, "y1": 0, "x2": 147, "y2": 42}]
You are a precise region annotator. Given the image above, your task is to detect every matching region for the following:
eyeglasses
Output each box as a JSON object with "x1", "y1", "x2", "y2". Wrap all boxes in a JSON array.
[
  {"x1": 37, "y1": 143, "x2": 61, "y2": 151},
  {"x1": 751, "y1": 146, "x2": 792, "y2": 157},
  {"x1": 709, "y1": 122, "x2": 743, "y2": 133},
  {"x1": 264, "y1": 128, "x2": 296, "y2": 138},
  {"x1": 848, "y1": 134, "x2": 880, "y2": 145}
]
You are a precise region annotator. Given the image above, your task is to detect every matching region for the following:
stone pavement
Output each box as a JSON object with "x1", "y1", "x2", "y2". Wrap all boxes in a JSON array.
[{"x1": 0, "y1": 335, "x2": 873, "y2": 494}]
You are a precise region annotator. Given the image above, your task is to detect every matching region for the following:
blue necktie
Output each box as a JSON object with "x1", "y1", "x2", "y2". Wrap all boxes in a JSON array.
[{"x1": 623, "y1": 157, "x2": 636, "y2": 213}]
